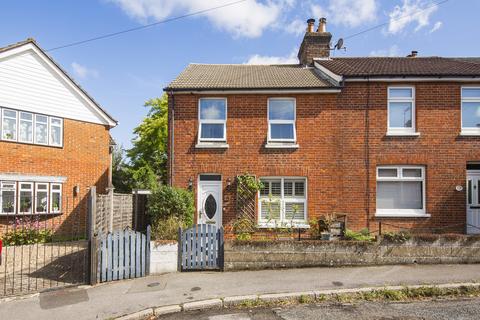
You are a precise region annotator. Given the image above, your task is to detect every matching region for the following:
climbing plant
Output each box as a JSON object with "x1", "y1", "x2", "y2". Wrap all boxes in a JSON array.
[{"x1": 234, "y1": 173, "x2": 264, "y2": 234}]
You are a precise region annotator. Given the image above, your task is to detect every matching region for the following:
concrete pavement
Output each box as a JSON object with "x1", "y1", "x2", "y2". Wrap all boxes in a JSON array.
[{"x1": 1, "y1": 264, "x2": 480, "y2": 320}]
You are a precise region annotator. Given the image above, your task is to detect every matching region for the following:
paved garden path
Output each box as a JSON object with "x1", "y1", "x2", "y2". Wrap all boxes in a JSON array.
[{"x1": 1, "y1": 264, "x2": 480, "y2": 320}]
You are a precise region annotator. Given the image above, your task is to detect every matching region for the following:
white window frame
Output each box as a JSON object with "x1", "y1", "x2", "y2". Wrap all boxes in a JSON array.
[
  {"x1": 18, "y1": 182, "x2": 34, "y2": 214},
  {"x1": 35, "y1": 182, "x2": 49, "y2": 214},
  {"x1": 19, "y1": 111, "x2": 34, "y2": 143},
  {"x1": 376, "y1": 165, "x2": 428, "y2": 217},
  {"x1": 0, "y1": 181, "x2": 17, "y2": 215},
  {"x1": 198, "y1": 98, "x2": 227, "y2": 142},
  {"x1": 258, "y1": 177, "x2": 308, "y2": 228},
  {"x1": 387, "y1": 87, "x2": 416, "y2": 136},
  {"x1": 49, "y1": 117, "x2": 63, "y2": 147},
  {"x1": 267, "y1": 98, "x2": 297, "y2": 143},
  {"x1": 2, "y1": 109, "x2": 18, "y2": 141},
  {"x1": 50, "y1": 183, "x2": 62, "y2": 213},
  {"x1": 461, "y1": 87, "x2": 480, "y2": 136},
  {"x1": 34, "y1": 114, "x2": 49, "y2": 145}
]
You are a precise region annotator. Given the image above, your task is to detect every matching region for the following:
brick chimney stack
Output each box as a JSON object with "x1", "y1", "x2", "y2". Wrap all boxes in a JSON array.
[{"x1": 297, "y1": 17, "x2": 332, "y2": 66}]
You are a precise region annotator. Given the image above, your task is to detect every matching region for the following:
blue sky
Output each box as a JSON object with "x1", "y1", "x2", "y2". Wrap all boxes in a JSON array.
[{"x1": 1, "y1": 0, "x2": 479, "y2": 149}]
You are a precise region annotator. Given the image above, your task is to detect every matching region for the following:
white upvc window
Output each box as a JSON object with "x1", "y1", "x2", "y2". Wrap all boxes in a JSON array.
[
  {"x1": 19, "y1": 112, "x2": 34, "y2": 143},
  {"x1": 2, "y1": 109, "x2": 18, "y2": 141},
  {"x1": 268, "y1": 98, "x2": 296, "y2": 142},
  {"x1": 198, "y1": 98, "x2": 227, "y2": 142},
  {"x1": 35, "y1": 183, "x2": 49, "y2": 214},
  {"x1": 49, "y1": 117, "x2": 63, "y2": 146},
  {"x1": 50, "y1": 183, "x2": 62, "y2": 213},
  {"x1": 258, "y1": 177, "x2": 307, "y2": 227},
  {"x1": 376, "y1": 166, "x2": 428, "y2": 217},
  {"x1": 35, "y1": 114, "x2": 49, "y2": 145},
  {"x1": 387, "y1": 87, "x2": 416, "y2": 135},
  {"x1": 1, "y1": 181, "x2": 16, "y2": 215},
  {"x1": 19, "y1": 182, "x2": 33, "y2": 214},
  {"x1": 461, "y1": 87, "x2": 480, "y2": 135}
]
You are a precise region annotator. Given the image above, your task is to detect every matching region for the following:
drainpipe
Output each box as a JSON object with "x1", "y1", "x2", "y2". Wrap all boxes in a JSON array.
[
  {"x1": 169, "y1": 91, "x2": 175, "y2": 187},
  {"x1": 365, "y1": 78, "x2": 371, "y2": 230}
]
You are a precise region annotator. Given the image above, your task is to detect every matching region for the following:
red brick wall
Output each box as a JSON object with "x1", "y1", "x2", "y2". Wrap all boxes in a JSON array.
[
  {"x1": 0, "y1": 119, "x2": 111, "y2": 234},
  {"x1": 170, "y1": 82, "x2": 480, "y2": 233}
]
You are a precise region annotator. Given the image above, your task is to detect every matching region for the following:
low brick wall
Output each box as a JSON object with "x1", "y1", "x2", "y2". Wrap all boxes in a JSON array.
[
  {"x1": 150, "y1": 241, "x2": 178, "y2": 274},
  {"x1": 224, "y1": 235, "x2": 480, "y2": 271}
]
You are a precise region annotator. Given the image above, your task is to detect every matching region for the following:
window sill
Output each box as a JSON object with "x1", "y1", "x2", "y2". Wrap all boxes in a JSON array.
[
  {"x1": 195, "y1": 142, "x2": 229, "y2": 149},
  {"x1": 386, "y1": 131, "x2": 420, "y2": 137},
  {"x1": 375, "y1": 212, "x2": 431, "y2": 218},
  {"x1": 460, "y1": 131, "x2": 480, "y2": 137},
  {"x1": 264, "y1": 142, "x2": 299, "y2": 149},
  {"x1": 0, "y1": 212, "x2": 63, "y2": 216},
  {"x1": 257, "y1": 222, "x2": 310, "y2": 229}
]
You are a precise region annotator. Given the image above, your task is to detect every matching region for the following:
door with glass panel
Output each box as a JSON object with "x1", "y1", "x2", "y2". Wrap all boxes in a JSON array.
[
  {"x1": 467, "y1": 172, "x2": 480, "y2": 234},
  {"x1": 197, "y1": 175, "x2": 222, "y2": 227}
]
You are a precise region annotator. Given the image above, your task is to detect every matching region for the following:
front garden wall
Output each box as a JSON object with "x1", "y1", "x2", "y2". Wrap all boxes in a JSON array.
[{"x1": 224, "y1": 236, "x2": 480, "y2": 271}]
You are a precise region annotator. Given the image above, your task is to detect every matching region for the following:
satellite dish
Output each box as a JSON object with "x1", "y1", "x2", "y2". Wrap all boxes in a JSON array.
[{"x1": 335, "y1": 38, "x2": 344, "y2": 50}]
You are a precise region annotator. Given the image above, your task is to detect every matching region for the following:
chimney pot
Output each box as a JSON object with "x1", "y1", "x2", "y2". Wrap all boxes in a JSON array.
[
  {"x1": 407, "y1": 50, "x2": 418, "y2": 58},
  {"x1": 317, "y1": 17, "x2": 327, "y2": 33},
  {"x1": 307, "y1": 18, "x2": 315, "y2": 33}
]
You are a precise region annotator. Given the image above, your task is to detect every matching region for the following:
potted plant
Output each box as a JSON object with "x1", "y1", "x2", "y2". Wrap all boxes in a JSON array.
[{"x1": 318, "y1": 213, "x2": 336, "y2": 241}]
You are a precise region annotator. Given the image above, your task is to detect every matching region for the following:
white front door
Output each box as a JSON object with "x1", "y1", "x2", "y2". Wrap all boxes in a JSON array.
[
  {"x1": 467, "y1": 171, "x2": 480, "y2": 234},
  {"x1": 198, "y1": 175, "x2": 222, "y2": 227}
]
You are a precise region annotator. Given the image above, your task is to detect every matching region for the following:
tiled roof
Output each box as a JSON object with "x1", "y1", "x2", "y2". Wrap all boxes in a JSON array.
[
  {"x1": 315, "y1": 57, "x2": 480, "y2": 77},
  {"x1": 165, "y1": 64, "x2": 335, "y2": 91}
]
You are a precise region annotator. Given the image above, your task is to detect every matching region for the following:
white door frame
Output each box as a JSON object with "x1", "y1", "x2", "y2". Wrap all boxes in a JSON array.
[
  {"x1": 197, "y1": 175, "x2": 222, "y2": 228},
  {"x1": 466, "y1": 170, "x2": 480, "y2": 234}
]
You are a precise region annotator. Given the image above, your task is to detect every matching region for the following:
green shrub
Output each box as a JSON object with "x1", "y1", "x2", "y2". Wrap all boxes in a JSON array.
[
  {"x1": 148, "y1": 185, "x2": 194, "y2": 240},
  {"x1": 236, "y1": 233, "x2": 252, "y2": 241},
  {"x1": 383, "y1": 231, "x2": 411, "y2": 244},
  {"x1": 2, "y1": 228, "x2": 52, "y2": 246},
  {"x1": 344, "y1": 228, "x2": 375, "y2": 242}
]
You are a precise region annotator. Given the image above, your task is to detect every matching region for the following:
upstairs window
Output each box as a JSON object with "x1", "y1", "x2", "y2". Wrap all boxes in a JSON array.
[
  {"x1": 268, "y1": 98, "x2": 296, "y2": 142},
  {"x1": 35, "y1": 115, "x2": 48, "y2": 145},
  {"x1": 2, "y1": 109, "x2": 17, "y2": 141},
  {"x1": 19, "y1": 112, "x2": 34, "y2": 143},
  {"x1": 461, "y1": 87, "x2": 480, "y2": 135},
  {"x1": 198, "y1": 98, "x2": 227, "y2": 142},
  {"x1": 387, "y1": 87, "x2": 415, "y2": 135},
  {"x1": 50, "y1": 117, "x2": 63, "y2": 146}
]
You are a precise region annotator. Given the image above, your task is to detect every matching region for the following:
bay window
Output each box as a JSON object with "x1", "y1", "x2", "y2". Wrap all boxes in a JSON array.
[
  {"x1": 198, "y1": 98, "x2": 227, "y2": 142},
  {"x1": 259, "y1": 177, "x2": 307, "y2": 227},
  {"x1": 387, "y1": 87, "x2": 416, "y2": 135},
  {"x1": 461, "y1": 87, "x2": 480, "y2": 135},
  {"x1": 268, "y1": 98, "x2": 296, "y2": 142},
  {"x1": 376, "y1": 166, "x2": 427, "y2": 217},
  {"x1": 0, "y1": 181, "x2": 62, "y2": 215}
]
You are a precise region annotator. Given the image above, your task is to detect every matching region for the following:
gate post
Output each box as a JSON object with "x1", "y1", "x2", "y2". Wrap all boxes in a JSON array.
[
  {"x1": 87, "y1": 186, "x2": 97, "y2": 285},
  {"x1": 177, "y1": 227, "x2": 182, "y2": 272},
  {"x1": 219, "y1": 227, "x2": 224, "y2": 271}
]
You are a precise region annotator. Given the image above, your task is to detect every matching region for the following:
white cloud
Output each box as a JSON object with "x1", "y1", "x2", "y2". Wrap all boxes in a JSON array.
[
  {"x1": 244, "y1": 48, "x2": 298, "y2": 64},
  {"x1": 284, "y1": 19, "x2": 305, "y2": 35},
  {"x1": 369, "y1": 44, "x2": 400, "y2": 57},
  {"x1": 387, "y1": 0, "x2": 438, "y2": 35},
  {"x1": 71, "y1": 62, "x2": 99, "y2": 79},
  {"x1": 312, "y1": 0, "x2": 377, "y2": 28},
  {"x1": 429, "y1": 21, "x2": 442, "y2": 33},
  {"x1": 109, "y1": 0, "x2": 293, "y2": 38}
]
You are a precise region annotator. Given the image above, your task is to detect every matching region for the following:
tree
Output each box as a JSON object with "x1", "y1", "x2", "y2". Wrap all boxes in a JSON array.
[
  {"x1": 127, "y1": 94, "x2": 169, "y2": 190},
  {"x1": 111, "y1": 144, "x2": 134, "y2": 193}
]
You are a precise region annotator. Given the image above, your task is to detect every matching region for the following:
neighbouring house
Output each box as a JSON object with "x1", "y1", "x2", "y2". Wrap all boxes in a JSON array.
[
  {"x1": 0, "y1": 39, "x2": 117, "y2": 235},
  {"x1": 165, "y1": 18, "x2": 480, "y2": 235}
]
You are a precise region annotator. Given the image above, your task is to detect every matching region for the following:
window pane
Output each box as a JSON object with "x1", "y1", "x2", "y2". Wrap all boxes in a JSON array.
[
  {"x1": 389, "y1": 102, "x2": 412, "y2": 128},
  {"x1": 285, "y1": 202, "x2": 305, "y2": 220},
  {"x1": 462, "y1": 88, "x2": 480, "y2": 98},
  {"x1": 260, "y1": 200, "x2": 280, "y2": 220},
  {"x1": 403, "y1": 168, "x2": 422, "y2": 178},
  {"x1": 269, "y1": 99, "x2": 295, "y2": 120},
  {"x1": 20, "y1": 191, "x2": 33, "y2": 213},
  {"x1": 4, "y1": 110, "x2": 16, "y2": 118},
  {"x1": 271, "y1": 181, "x2": 281, "y2": 196},
  {"x1": 200, "y1": 99, "x2": 226, "y2": 120},
  {"x1": 35, "y1": 115, "x2": 48, "y2": 144},
  {"x1": 389, "y1": 88, "x2": 413, "y2": 98},
  {"x1": 1, "y1": 190, "x2": 15, "y2": 213},
  {"x1": 462, "y1": 102, "x2": 480, "y2": 128},
  {"x1": 270, "y1": 124, "x2": 294, "y2": 140},
  {"x1": 377, "y1": 181, "x2": 423, "y2": 210},
  {"x1": 378, "y1": 168, "x2": 398, "y2": 177},
  {"x1": 3, "y1": 114, "x2": 17, "y2": 140},
  {"x1": 260, "y1": 181, "x2": 270, "y2": 196},
  {"x1": 294, "y1": 182, "x2": 305, "y2": 196},
  {"x1": 200, "y1": 124, "x2": 224, "y2": 139},
  {"x1": 468, "y1": 180, "x2": 472, "y2": 205},
  {"x1": 284, "y1": 181, "x2": 293, "y2": 196},
  {"x1": 36, "y1": 191, "x2": 48, "y2": 213},
  {"x1": 20, "y1": 119, "x2": 33, "y2": 142},
  {"x1": 50, "y1": 125, "x2": 61, "y2": 145}
]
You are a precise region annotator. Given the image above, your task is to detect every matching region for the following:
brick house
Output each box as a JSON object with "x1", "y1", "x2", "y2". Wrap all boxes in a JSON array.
[
  {"x1": 165, "y1": 18, "x2": 480, "y2": 235},
  {"x1": 0, "y1": 39, "x2": 117, "y2": 234}
]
